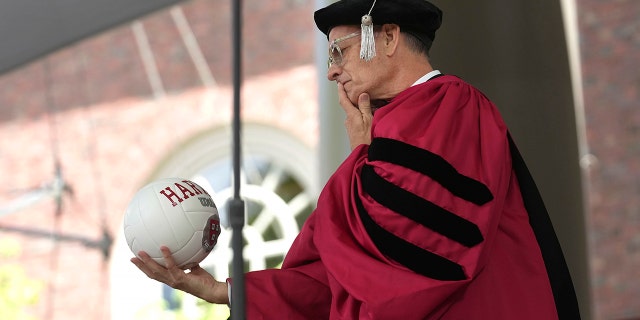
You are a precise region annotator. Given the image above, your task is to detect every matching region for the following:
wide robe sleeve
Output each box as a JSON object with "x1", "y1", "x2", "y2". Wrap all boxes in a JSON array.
[{"x1": 240, "y1": 75, "x2": 570, "y2": 319}]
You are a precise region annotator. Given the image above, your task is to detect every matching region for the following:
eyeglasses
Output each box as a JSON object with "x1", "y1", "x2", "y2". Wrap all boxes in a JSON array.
[{"x1": 327, "y1": 32, "x2": 360, "y2": 68}]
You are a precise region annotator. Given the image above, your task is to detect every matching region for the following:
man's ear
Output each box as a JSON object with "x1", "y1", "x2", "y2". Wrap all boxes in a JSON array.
[{"x1": 381, "y1": 24, "x2": 401, "y2": 56}]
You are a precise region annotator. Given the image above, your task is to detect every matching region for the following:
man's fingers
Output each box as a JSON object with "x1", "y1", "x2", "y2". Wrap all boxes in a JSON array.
[
  {"x1": 131, "y1": 253, "x2": 164, "y2": 280},
  {"x1": 135, "y1": 250, "x2": 156, "y2": 270},
  {"x1": 336, "y1": 82, "x2": 373, "y2": 117},
  {"x1": 337, "y1": 82, "x2": 357, "y2": 114},
  {"x1": 160, "y1": 246, "x2": 177, "y2": 269},
  {"x1": 358, "y1": 92, "x2": 372, "y2": 115},
  {"x1": 131, "y1": 257, "x2": 152, "y2": 275}
]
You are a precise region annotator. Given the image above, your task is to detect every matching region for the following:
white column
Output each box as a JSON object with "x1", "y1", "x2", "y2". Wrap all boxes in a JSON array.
[{"x1": 315, "y1": 0, "x2": 350, "y2": 191}]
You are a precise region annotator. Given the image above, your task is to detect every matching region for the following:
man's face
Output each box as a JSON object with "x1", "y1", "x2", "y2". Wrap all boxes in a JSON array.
[{"x1": 327, "y1": 26, "x2": 386, "y2": 105}]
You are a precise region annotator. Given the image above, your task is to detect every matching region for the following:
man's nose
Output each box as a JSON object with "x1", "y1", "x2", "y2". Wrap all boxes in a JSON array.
[{"x1": 327, "y1": 65, "x2": 340, "y2": 81}]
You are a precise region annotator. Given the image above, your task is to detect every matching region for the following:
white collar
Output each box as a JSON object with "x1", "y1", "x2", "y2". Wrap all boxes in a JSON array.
[{"x1": 411, "y1": 70, "x2": 442, "y2": 86}]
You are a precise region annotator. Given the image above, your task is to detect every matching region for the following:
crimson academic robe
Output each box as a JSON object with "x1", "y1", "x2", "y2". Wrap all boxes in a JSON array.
[{"x1": 240, "y1": 75, "x2": 580, "y2": 319}]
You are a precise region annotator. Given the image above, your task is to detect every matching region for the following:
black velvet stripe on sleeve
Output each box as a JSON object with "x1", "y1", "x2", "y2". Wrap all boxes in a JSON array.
[
  {"x1": 368, "y1": 138, "x2": 493, "y2": 206},
  {"x1": 361, "y1": 165, "x2": 483, "y2": 247},
  {"x1": 354, "y1": 183, "x2": 467, "y2": 281}
]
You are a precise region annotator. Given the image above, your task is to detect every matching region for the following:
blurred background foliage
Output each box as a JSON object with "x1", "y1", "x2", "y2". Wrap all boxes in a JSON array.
[{"x1": 0, "y1": 239, "x2": 43, "y2": 320}]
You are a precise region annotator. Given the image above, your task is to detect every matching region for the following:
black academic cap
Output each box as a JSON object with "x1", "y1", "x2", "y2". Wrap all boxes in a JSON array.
[{"x1": 314, "y1": 0, "x2": 443, "y2": 48}]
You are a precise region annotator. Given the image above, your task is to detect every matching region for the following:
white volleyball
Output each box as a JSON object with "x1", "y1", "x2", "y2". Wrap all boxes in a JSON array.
[{"x1": 123, "y1": 177, "x2": 221, "y2": 269}]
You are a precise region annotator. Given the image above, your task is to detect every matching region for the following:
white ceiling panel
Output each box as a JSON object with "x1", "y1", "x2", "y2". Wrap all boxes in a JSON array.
[{"x1": 0, "y1": 0, "x2": 187, "y2": 74}]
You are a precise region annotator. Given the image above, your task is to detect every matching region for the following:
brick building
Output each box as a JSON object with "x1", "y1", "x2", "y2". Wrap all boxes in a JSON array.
[{"x1": 0, "y1": 0, "x2": 638, "y2": 319}]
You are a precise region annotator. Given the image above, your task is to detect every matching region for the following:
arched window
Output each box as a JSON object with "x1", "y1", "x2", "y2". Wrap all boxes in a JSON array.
[{"x1": 110, "y1": 123, "x2": 316, "y2": 319}]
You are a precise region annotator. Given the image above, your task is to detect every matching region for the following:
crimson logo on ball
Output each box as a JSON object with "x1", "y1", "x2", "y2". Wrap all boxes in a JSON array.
[
  {"x1": 202, "y1": 215, "x2": 221, "y2": 252},
  {"x1": 158, "y1": 180, "x2": 211, "y2": 207}
]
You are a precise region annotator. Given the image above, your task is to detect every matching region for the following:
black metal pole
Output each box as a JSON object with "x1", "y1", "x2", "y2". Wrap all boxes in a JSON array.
[{"x1": 230, "y1": 0, "x2": 246, "y2": 319}]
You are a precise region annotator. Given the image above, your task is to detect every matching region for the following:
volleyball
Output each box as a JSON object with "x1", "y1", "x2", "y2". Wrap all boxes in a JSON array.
[{"x1": 123, "y1": 177, "x2": 221, "y2": 269}]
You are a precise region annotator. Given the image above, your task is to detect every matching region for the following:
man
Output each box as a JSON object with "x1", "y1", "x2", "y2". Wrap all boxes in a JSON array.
[{"x1": 132, "y1": 0, "x2": 581, "y2": 318}]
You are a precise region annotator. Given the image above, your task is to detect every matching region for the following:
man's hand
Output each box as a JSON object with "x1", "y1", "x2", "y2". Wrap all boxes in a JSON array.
[
  {"x1": 131, "y1": 246, "x2": 229, "y2": 305},
  {"x1": 337, "y1": 82, "x2": 373, "y2": 150}
]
